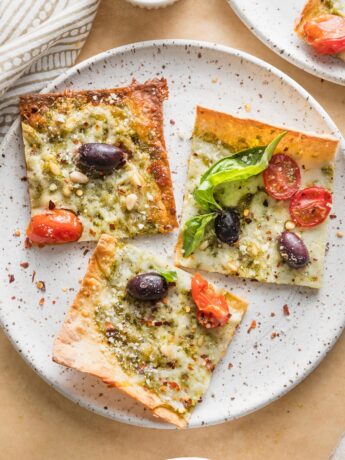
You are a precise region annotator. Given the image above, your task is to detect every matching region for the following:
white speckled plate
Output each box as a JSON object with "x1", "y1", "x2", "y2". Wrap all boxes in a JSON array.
[
  {"x1": 0, "y1": 40, "x2": 344, "y2": 429},
  {"x1": 228, "y1": 0, "x2": 345, "y2": 85}
]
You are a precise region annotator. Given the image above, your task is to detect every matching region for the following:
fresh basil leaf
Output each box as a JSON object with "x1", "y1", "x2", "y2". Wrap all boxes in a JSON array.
[
  {"x1": 194, "y1": 132, "x2": 286, "y2": 211},
  {"x1": 208, "y1": 132, "x2": 287, "y2": 187},
  {"x1": 157, "y1": 269, "x2": 177, "y2": 283},
  {"x1": 193, "y1": 183, "x2": 223, "y2": 211},
  {"x1": 183, "y1": 212, "x2": 217, "y2": 257},
  {"x1": 200, "y1": 146, "x2": 265, "y2": 183}
]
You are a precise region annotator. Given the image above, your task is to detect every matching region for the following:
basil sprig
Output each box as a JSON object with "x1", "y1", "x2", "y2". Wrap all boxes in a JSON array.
[
  {"x1": 183, "y1": 132, "x2": 286, "y2": 256},
  {"x1": 194, "y1": 132, "x2": 286, "y2": 212},
  {"x1": 157, "y1": 269, "x2": 178, "y2": 283}
]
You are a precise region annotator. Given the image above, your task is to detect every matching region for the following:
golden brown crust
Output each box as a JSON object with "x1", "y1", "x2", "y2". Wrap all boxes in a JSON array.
[
  {"x1": 19, "y1": 79, "x2": 177, "y2": 234},
  {"x1": 194, "y1": 106, "x2": 339, "y2": 168},
  {"x1": 52, "y1": 234, "x2": 186, "y2": 428}
]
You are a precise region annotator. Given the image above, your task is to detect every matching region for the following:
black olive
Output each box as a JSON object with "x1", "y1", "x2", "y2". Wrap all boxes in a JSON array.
[
  {"x1": 278, "y1": 231, "x2": 310, "y2": 269},
  {"x1": 127, "y1": 272, "x2": 168, "y2": 301},
  {"x1": 77, "y1": 143, "x2": 125, "y2": 176},
  {"x1": 215, "y1": 208, "x2": 240, "y2": 245}
]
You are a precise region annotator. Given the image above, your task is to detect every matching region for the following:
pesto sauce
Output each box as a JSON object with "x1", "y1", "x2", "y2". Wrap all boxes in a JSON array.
[
  {"x1": 23, "y1": 100, "x2": 164, "y2": 240},
  {"x1": 92, "y1": 245, "x2": 229, "y2": 414}
]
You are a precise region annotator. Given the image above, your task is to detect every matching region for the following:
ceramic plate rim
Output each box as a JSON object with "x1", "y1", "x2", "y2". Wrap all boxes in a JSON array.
[
  {"x1": 1, "y1": 39, "x2": 344, "y2": 429},
  {"x1": 227, "y1": 0, "x2": 345, "y2": 86}
]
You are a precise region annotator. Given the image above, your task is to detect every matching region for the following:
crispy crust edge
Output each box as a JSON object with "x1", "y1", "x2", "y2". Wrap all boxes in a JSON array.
[
  {"x1": 52, "y1": 234, "x2": 186, "y2": 428},
  {"x1": 20, "y1": 78, "x2": 178, "y2": 235},
  {"x1": 193, "y1": 106, "x2": 339, "y2": 167}
]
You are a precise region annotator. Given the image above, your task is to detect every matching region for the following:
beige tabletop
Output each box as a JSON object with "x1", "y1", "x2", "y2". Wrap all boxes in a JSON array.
[{"x1": 1, "y1": 0, "x2": 345, "y2": 459}]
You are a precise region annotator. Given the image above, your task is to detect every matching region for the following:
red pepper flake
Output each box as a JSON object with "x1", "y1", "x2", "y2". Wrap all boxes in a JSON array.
[
  {"x1": 169, "y1": 119, "x2": 175, "y2": 125},
  {"x1": 20, "y1": 176, "x2": 27, "y2": 181},
  {"x1": 247, "y1": 320, "x2": 257, "y2": 334},
  {"x1": 48, "y1": 200, "x2": 55, "y2": 210},
  {"x1": 270, "y1": 312, "x2": 276, "y2": 317},
  {"x1": 283, "y1": 304, "x2": 290, "y2": 316},
  {"x1": 109, "y1": 223, "x2": 115, "y2": 230},
  {"x1": 39, "y1": 297, "x2": 45, "y2": 306},
  {"x1": 31, "y1": 271, "x2": 36, "y2": 282},
  {"x1": 163, "y1": 381, "x2": 180, "y2": 391},
  {"x1": 271, "y1": 332, "x2": 279, "y2": 339},
  {"x1": 330, "y1": 214, "x2": 337, "y2": 219},
  {"x1": 24, "y1": 237, "x2": 32, "y2": 249},
  {"x1": 83, "y1": 248, "x2": 90, "y2": 256},
  {"x1": 36, "y1": 280, "x2": 46, "y2": 291},
  {"x1": 89, "y1": 229, "x2": 96, "y2": 237},
  {"x1": 146, "y1": 320, "x2": 171, "y2": 327},
  {"x1": 20, "y1": 262, "x2": 29, "y2": 269},
  {"x1": 201, "y1": 354, "x2": 215, "y2": 372},
  {"x1": 13, "y1": 229, "x2": 21, "y2": 237},
  {"x1": 228, "y1": 362, "x2": 233, "y2": 369},
  {"x1": 182, "y1": 398, "x2": 193, "y2": 409},
  {"x1": 8, "y1": 274, "x2": 15, "y2": 283}
]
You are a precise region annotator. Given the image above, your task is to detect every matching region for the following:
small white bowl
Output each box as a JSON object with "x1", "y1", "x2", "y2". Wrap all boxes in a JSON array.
[{"x1": 126, "y1": 0, "x2": 179, "y2": 8}]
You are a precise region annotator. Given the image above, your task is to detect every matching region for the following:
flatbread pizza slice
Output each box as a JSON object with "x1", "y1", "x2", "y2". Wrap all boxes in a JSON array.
[
  {"x1": 53, "y1": 234, "x2": 248, "y2": 428},
  {"x1": 20, "y1": 79, "x2": 177, "y2": 245},
  {"x1": 175, "y1": 106, "x2": 339, "y2": 288},
  {"x1": 295, "y1": 0, "x2": 345, "y2": 60}
]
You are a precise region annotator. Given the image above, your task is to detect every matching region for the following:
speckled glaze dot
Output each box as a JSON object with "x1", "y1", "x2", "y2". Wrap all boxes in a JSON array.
[
  {"x1": 228, "y1": 0, "x2": 345, "y2": 86},
  {"x1": 0, "y1": 40, "x2": 344, "y2": 430}
]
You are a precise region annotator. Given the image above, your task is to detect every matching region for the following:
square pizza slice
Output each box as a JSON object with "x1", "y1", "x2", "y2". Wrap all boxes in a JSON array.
[
  {"x1": 295, "y1": 0, "x2": 345, "y2": 60},
  {"x1": 53, "y1": 234, "x2": 247, "y2": 428},
  {"x1": 175, "y1": 106, "x2": 339, "y2": 288},
  {"x1": 20, "y1": 79, "x2": 177, "y2": 244}
]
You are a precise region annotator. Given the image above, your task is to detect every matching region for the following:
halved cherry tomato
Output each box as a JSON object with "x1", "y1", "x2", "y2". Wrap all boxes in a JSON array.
[
  {"x1": 27, "y1": 209, "x2": 83, "y2": 244},
  {"x1": 191, "y1": 273, "x2": 230, "y2": 328},
  {"x1": 303, "y1": 14, "x2": 345, "y2": 55},
  {"x1": 263, "y1": 154, "x2": 301, "y2": 200},
  {"x1": 289, "y1": 187, "x2": 332, "y2": 228}
]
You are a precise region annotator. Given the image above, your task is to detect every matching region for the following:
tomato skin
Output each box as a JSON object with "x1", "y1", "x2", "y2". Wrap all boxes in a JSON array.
[
  {"x1": 303, "y1": 14, "x2": 345, "y2": 55},
  {"x1": 289, "y1": 187, "x2": 332, "y2": 228},
  {"x1": 263, "y1": 154, "x2": 301, "y2": 200},
  {"x1": 191, "y1": 273, "x2": 230, "y2": 328},
  {"x1": 27, "y1": 209, "x2": 83, "y2": 244}
]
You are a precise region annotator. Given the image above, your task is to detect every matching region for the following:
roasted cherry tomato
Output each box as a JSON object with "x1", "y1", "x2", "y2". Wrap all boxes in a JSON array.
[
  {"x1": 191, "y1": 273, "x2": 230, "y2": 328},
  {"x1": 263, "y1": 154, "x2": 301, "y2": 200},
  {"x1": 303, "y1": 14, "x2": 345, "y2": 55},
  {"x1": 27, "y1": 209, "x2": 83, "y2": 244},
  {"x1": 289, "y1": 187, "x2": 332, "y2": 228}
]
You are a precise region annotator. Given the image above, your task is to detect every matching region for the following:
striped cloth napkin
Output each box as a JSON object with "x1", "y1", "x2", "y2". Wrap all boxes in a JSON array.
[{"x1": 0, "y1": 0, "x2": 99, "y2": 142}]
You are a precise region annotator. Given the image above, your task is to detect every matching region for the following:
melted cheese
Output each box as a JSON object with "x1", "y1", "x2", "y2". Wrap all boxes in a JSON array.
[
  {"x1": 94, "y1": 243, "x2": 245, "y2": 416},
  {"x1": 177, "y1": 137, "x2": 334, "y2": 288},
  {"x1": 22, "y1": 103, "x2": 166, "y2": 241}
]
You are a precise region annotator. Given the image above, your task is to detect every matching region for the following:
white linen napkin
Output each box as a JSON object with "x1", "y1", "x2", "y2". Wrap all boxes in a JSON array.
[{"x1": 0, "y1": 0, "x2": 100, "y2": 142}]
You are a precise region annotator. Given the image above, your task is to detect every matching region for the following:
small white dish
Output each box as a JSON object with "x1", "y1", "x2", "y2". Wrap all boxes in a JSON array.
[
  {"x1": 228, "y1": 0, "x2": 345, "y2": 85},
  {"x1": 126, "y1": 0, "x2": 179, "y2": 9}
]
